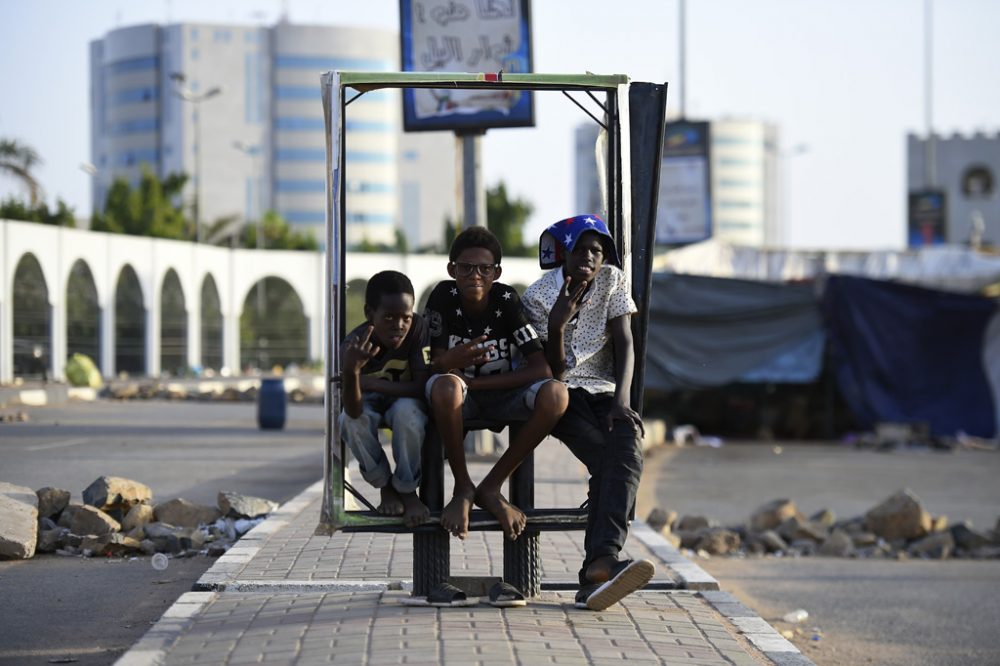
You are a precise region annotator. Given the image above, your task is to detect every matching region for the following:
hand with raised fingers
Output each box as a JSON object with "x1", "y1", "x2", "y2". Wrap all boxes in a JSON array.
[
  {"x1": 343, "y1": 325, "x2": 380, "y2": 375},
  {"x1": 437, "y1": 335, "x2": 493, "y2": 372},
  {"x1": 549, "y1": 275, "x2": 588, "y2": 330}
]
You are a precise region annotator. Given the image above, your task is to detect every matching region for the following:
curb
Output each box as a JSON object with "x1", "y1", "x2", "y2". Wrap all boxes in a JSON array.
[
  {"x1": 112, "y1": 591, "x2": 216, "y2": 666},
  {"x1": 193, "y1": 479, "x2": 324, "y2": 591},
  {"x1": 0, "y1": 385, "x2": 97, "y2": 407},
  {"x1": 701, "y1": 590, "x2": 817, "y2": 665},
  {"x1": 629, "y1": 520, "x2": 721, "y2": 590}
]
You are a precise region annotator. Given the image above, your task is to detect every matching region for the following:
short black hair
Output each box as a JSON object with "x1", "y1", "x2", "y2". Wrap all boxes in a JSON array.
[
  {"x1": 365, "y1": 270, "x2": 414, "y2": 309},
  {"x1": 449, "y1": 226, "x2": 502, "y2": 265}
]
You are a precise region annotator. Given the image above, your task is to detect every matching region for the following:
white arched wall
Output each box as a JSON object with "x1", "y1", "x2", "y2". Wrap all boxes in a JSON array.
[{"x1": 1, "y1": 219, "x2": 545, "y2": 382}]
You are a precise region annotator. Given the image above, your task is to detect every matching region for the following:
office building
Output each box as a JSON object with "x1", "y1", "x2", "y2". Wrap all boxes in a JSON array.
[{"x1": 90, "y1": 20, "x2": 454, "y2": 248}]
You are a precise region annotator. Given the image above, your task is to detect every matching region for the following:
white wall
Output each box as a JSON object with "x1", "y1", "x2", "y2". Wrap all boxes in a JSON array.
[{"x1": 1, "y1": 220, "x2": 545, "y2": 382}]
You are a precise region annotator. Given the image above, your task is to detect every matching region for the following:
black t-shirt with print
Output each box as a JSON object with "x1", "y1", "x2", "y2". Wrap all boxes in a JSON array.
[
  {"x1": 342, "y1": 315, "x2": 430, "y2": 382},
  {"x1": 424, "y1": 280, "x2": 542, "y2": 379}
]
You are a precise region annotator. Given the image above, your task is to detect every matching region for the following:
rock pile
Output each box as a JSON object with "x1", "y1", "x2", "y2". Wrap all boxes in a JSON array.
[
  {"x1": 646, "y1": 488, "x2": 1000, "y2": 561},
  {"x1": 104, "y1": 380, "x2": 319, "y2": 403},
  {"x1": 0, "y1": 475, "x2": 278, "y2": 561}
]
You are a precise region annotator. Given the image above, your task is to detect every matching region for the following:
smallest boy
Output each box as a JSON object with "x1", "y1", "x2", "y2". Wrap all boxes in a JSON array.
[{"x1": 341, "y1": 270, "x2": 430, "y2": 527}]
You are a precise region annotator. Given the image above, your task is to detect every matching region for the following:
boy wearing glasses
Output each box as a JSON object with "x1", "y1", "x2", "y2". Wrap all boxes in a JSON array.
[
  {"x1": 424, "y1": 227, "x2": 569, "y2": 545},
  {"x1": 522, "y1": 215, "x2": 654, "y2": 611}
]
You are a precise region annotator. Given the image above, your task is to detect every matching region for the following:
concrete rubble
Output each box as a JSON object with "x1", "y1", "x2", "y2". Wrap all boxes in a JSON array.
[
  {"x1": 0, "y1": 476, "x2": 278, "y2": 562},
  {"x1": 648, "y1": 487, "x2": 1000, "y2": 561},
  {"x1": 0, "y1": 482, "x2": 39, "y2": 559},
  {"x1": 102, "y1": 376, "x2": 322, "y2": 404}
]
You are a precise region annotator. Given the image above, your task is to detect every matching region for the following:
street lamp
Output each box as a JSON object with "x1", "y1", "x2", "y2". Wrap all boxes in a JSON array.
[
  {"x1": 232, "y1": 141, "x2": 263, "y2": 250},
  {"x1": 170, "y1": 72, "x2": 223, "y2": 243},
  {"x1": 233, "y1": 140, "x2": 266, "y2": 318},
  {"x1": 766, "y1": 142, "x2": 809, "y2": 247}
]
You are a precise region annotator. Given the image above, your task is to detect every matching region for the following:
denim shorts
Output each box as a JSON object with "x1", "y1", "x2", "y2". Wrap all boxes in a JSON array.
[{"x1": 425, "y1": 374, "x2": 557, "y2": 423}]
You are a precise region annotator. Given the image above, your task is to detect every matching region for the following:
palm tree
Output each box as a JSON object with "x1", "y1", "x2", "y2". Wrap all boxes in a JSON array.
[{"x1": 0, "y1": 138, "x2": 43, "y2": 205}]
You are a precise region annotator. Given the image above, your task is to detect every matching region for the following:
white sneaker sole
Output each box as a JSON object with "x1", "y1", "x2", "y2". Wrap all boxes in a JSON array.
[{"x1": 585, "y1": 560, "x2": 655, "y2": 611}]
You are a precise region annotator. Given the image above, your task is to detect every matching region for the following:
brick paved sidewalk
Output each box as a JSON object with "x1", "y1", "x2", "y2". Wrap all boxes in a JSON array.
[{"x1": 116, "y1": 439, "x2": 815, "y2": 666}]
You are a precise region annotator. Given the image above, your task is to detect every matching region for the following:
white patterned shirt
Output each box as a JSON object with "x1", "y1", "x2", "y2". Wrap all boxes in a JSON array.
[{"x1": 522, "y1": 265, "x2": 637, "y2": 395}]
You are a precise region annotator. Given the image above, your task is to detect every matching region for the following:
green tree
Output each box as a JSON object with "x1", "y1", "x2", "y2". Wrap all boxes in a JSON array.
[
  {"x1": 0, "y1": 196, "x2": 76, "y2": 227},
  {"x1": 352, "y1": 227, "x2": 410, "y2": 254},
  {"x1": 0, "y1": 138, "x2": 43, "y2": 205},
  {"x1": 486, "y1": 181, "x2": 535, "y2": 257},
  {"x1": 91, "y1": 167, "x2": 188, "y2": 239},
  {"x1": 244, "y1": 210, "x2": 319, "y2": 251}
]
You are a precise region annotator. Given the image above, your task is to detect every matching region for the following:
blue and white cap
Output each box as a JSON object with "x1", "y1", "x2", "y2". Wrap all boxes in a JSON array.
[{"x1": 539, "y1": 214, "x2": 621, "y2": 269}]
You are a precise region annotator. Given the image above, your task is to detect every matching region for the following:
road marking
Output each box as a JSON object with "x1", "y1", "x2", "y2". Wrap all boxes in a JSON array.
[{"x1": 26, "y1": 438, "x2": 90, "y2": 451}]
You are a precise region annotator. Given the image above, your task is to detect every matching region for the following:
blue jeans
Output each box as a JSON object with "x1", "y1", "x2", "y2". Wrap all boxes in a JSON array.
[
  {"x1": 551, "y1": 388, "x2": 644, "y2": 585},
  {"x1": 339, "y1": 394, "x2": 427, "y2": 494}
]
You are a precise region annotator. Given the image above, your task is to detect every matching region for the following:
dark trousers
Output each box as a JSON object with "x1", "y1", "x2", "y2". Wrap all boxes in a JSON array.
[{"x1": 551, "y1": 388, "x2": 644, "y2": 585}]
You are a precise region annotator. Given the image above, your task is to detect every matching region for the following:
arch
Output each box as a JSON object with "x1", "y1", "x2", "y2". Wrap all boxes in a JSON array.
[
  {"x1": 115, "y1": 264, "x2": 146, "y2": 376},
  {"x1": 12, "y1": 253, "x2": 51, "y2": 379},
  {"x1": 240, "y1": 277, "x2": 308, "y2": 371},
  {"x1": 65, "y1": 259, "x2": 101, "y2": 371},
  {"x1": 345, "y1": 278, "x2": 368, "y2": 332},
  {"x1": 160, "y1": 269, "x2": 187, "y2": 376},
  {"x1": 200, "y1": 274, "x2": 223, "y2": 372}
]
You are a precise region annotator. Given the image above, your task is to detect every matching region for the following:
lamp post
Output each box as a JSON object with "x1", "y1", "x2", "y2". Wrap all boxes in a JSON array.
[
  {"x1": 766, "y1": 141, "x2": 809, "y2": 247},
  {"x1": 170, "y1": 72, "x2": 223, "y2": 243},
  {"x1": 232, "y1": 141, "x2": 263, "y2": 251},
  {"x1": 233, "y1": 140, "x2": 267, "y2": 320}
]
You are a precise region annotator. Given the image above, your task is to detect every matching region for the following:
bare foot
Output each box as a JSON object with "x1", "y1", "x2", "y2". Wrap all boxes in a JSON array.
[
  {"x1": 377, "y1": 485, "x2": 404, "y2": 516},
  {"x1": 399, "y1": 491, "x2": 430, "y2": 528},
  {"x1": 584, "y1": 555, "x2": 617, "y2": 584},
  {"x1": 474, "y1": 487, "x2": 527, "y2": 541},
  {"x1": 441, "y1": 490, "x2": 475, "y2": 539}
]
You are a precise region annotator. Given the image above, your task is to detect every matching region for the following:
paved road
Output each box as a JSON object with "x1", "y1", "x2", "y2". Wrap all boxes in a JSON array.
[
  {"x1": 0, "y1": 400, "x2": 325, "y2": 666},
  {"x1": 637, "y1": 442, "x2": 1000, "y2": 666}
]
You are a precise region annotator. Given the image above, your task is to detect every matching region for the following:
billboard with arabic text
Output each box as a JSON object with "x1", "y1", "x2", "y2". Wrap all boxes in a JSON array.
[{"x1": 399, "y1": 0, "x2": 534, "y2": 132}]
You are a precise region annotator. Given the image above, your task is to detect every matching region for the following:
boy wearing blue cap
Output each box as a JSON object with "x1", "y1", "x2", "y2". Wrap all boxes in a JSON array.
[{"x1": 523, "y1": 214, "x2": 654, "y2": 611}]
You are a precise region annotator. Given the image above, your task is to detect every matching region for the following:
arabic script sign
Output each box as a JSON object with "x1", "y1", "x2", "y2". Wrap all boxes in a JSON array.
[{"x1": 400, "y1": 0, "x2": 534, "y2": 132}]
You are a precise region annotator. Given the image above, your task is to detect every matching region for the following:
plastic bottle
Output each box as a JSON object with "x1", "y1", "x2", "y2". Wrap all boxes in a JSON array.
[
  {"x1": 151, "y1": 553, "x2": 169, "y2": 571},
  {"x1": 782, "y1": 609, "x2": 809, "y2": 623}
]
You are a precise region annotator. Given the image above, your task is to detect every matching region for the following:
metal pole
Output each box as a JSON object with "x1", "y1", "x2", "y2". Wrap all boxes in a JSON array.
[
  {"x1": 678, "y1": 0, "x2": 686, "y2": 119},
  {"x1": 924, "y1": 0, "x2": 936, "y2": 187},
  {"x1": 460, "y1": 132, "x2": 486, "y2": 228},
  {"x1": 194, "y1": 103, "x2": 202, "y2": 243}
]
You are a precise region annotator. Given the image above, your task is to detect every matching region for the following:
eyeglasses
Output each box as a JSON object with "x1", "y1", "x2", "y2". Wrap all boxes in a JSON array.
[{"x1": 452, "y1": 262, "x2": 498, "y2": 277}]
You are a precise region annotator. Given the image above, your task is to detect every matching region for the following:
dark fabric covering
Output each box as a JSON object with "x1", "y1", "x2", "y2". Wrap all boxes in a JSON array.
[
  {"x1": 822, "y1": 275, "x2": 998, "y2": 437},
  {"x1": 644, "y1": 273, "x2": 824, "y2": 390}
]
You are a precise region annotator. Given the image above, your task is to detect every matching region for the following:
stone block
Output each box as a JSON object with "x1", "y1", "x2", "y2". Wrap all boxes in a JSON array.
[
  {"x1": 35, "y1": 487, "x2": 71, "y2": 520},
  {"x1": 0, "y1": 482, "x2": 39, "y2": 559}
]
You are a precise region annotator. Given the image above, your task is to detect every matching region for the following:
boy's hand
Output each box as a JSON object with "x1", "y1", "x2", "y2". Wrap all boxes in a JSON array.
[
  {"x1": 549, "y1": 276, "x2": 588, "y2": 329},
  {"x1": 343, "y1": 325, "x2": 380, "y2": 374},
  {"x1": 437, "y1": 335, "x2": 493, "y2": 371},
  {"x1": 605, "y1": 399, "x2": 645, "y2": 436}
]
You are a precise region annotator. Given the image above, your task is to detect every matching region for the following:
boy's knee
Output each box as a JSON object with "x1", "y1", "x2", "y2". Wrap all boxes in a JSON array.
[
  {"x1": 535, "y1": 380, "x2": 569, "y2": 415},
  {"x1": 392, "y1": 399, "x2": 429, "y2": 429},
  {"x1": 429, "y1": 374, "x2": 464, "y2": 408}
]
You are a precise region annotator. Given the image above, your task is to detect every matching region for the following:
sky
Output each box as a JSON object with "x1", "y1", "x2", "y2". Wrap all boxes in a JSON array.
[{"x1": 1, "y1": 0, "x2": 998, "y2": 250}]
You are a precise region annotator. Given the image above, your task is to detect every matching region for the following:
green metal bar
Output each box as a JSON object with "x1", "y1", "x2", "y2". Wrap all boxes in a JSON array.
[
  {"x1": 339, "y1": 508, "x2": 590, "y2": 533},
  {"x1": 338, "y1": 71, "x2": 628, "y2": 89}
]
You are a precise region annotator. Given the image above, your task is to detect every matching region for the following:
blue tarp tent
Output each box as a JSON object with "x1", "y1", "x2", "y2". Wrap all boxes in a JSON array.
[{"x1": 823, "y1": 275, "x2": 1000, "y2": 438}]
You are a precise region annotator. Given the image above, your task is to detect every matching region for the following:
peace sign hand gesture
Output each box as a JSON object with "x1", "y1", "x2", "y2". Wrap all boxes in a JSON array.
[
  {"x1": 343, "y1": 325, "x2": 381, "y2": 375},
  {"x1": 549, "y1": 276, "x2": 588, "y2": 330}
]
